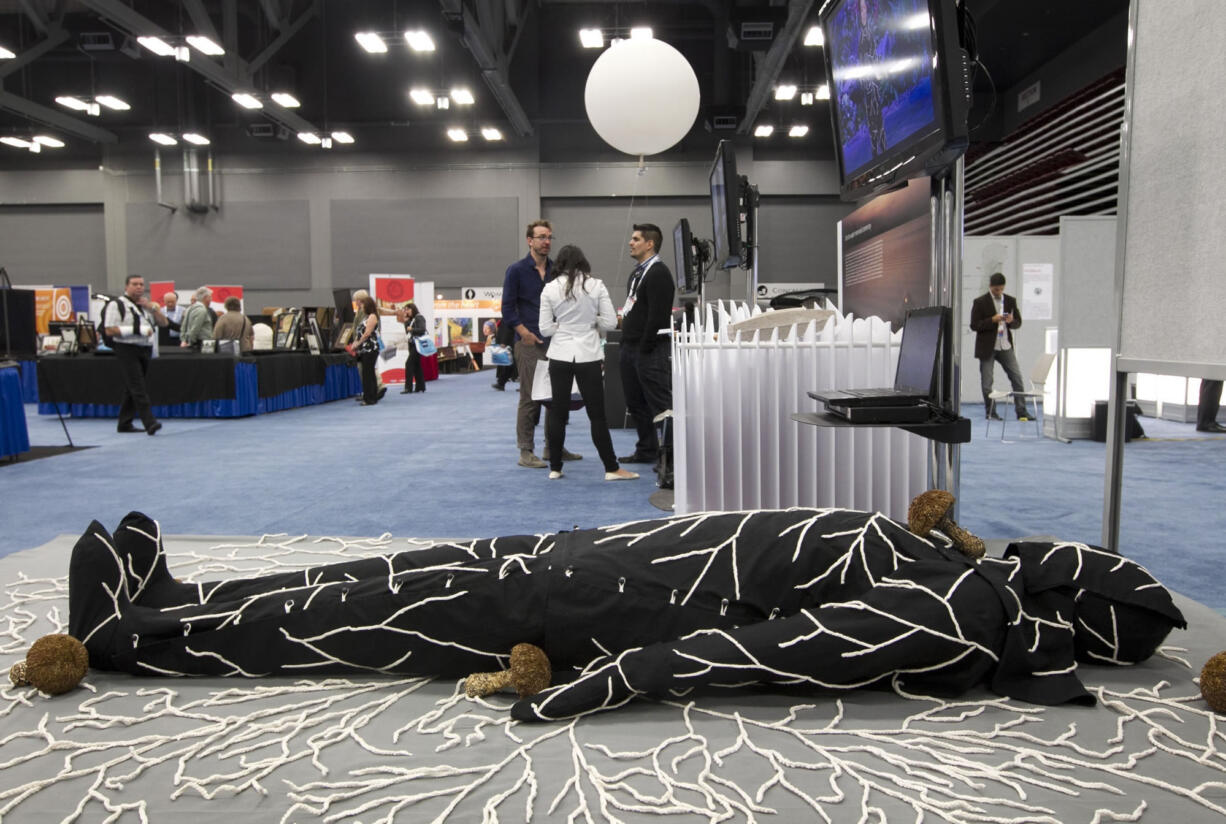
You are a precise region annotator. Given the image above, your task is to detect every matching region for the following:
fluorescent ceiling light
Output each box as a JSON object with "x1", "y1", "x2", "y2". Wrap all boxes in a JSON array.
[
  {"x1": 355, "y1": 32, "x2": 387, "y2": 53},
  {"x1": 579, "y1": 29, "x2": 604, "y2": 49},
  {"x1": 0, "y1": 46, "x2": 15, "y2": 59},
  {"x1": 0, "y1": 137, "x2": 32, "y2": 148},
  {"x1": 409, "y1": 88, "x2": 435, "y2": 105},
  {"x1": 788, "y1": 125, "x2": 809, "y2": 138},
  {"x1": 270, "y1": 92, "x2": 300, "y2": 108},
  {"x1": 436, "y1": 96, "x2": 450, "y2": 110},
  {"x1": 481, "y1": 127, "x2": 503, "y2": 141},
  {"x1": 182, "y1": 133, "x2": 210, "y2": 145},
  {"x1": 446, "y1": 128, "x2": 468, "y2": 142},
  {"x1": 803, "y1": 26, "x2": 824, "y2": 47},
  {"x1": 816, "y1": 84, "x2": 830, "y2": 100},
  {"x1": 55, "y1": 96, "x2": 90, "y2": 111},
  {"x1": 95, "y1": 95, "x2": 130, "y2": 111},
  {"x1": 451, "y1": 88, "x2": 474, "y2": 105},
  {"x1": 630, "y1": 27, "x2": 653, "y2": 40},
  {"x1": 186, "y1": 35, "x2": 224, "y2": 55},
  {"x1": 175, "y1": 45, "x2": 190, "y2": 62},
  {"x1": 297, "y1": 132, "x2": 321, "y2": 144},
  {"x1": 231, "y1": 92, "x2": 263, "y2": 109},
  {"x1": 137, "y1": 36, "x2": 175, "y2": 57},
  {"x1": 753, "y1": 124, "x2": 774, "y2": 137},
  {"x1": 321, "y1": 136, "x2": 333, "y2": 149},
  {"x1": 404, "y1": 30, "x2": 435, "y2": 52},
  {"x1": 33, "y1": 135, "x2": 65, "y2": 147},
  {"x1": 330, "y1": 131, "x2": 354, "y2": 144},
  {"x1": 774, "y1": 84, "x2": 797, "y2": 101},
  {"x1": 148, "y1": 132, "x2": 177, "y2": 146},
  {"x1": 800, "y1": 92, "x2": 814, "y2": 106}
]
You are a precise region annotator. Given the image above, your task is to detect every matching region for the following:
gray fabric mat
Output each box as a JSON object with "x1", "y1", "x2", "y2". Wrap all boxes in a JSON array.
[{"x1": 2, "y1": 532, "x2": 1224, "y2": 823}]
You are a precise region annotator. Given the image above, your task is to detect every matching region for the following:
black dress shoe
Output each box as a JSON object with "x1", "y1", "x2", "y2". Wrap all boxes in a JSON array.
[
  {"x1": 117, "y1": 423, "x2": 138, "y2": 433},
  {"x1": 618, "y1": 452, "x2": 658, "y2": 464},
  {"x1": 492, "y1": 382, "x2": 506, "y2": 391},
  {"x1": 401, "y1": 387, "x2": 412, "y2": 394},
  {"x1": 145, "y1": 421, "x2": 162, "y2": 436},
  {"x1": 1196, "y1": 423, "x2": 1226, "y2": 433},
  {"x1": 986, "y1": 412, "x2": 1002, "y2": 421},
  {"x1": 377, "y1": 386, "x2": 387, "y2": 401}
]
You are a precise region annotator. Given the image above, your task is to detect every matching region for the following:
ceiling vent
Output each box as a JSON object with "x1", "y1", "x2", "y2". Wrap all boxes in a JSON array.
[
  {"x1": 247, "y1": 123, "x2": 276, "y2": 138},
  {"x1": 739, "y1": 22, "x2": 776, "y2": 41},
  {"x1": 729, "y1": 9, "x2": 786, "y2": 49},
  {"x1": 80, "y1": 32, "x2": 115, "y2": 51},
  {"x1": 711, "y1": 115, "x2": 738, "y2": 130}
]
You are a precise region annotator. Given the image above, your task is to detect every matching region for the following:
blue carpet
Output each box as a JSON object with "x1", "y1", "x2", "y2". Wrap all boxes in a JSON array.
[{"x1": 4, "y1": 384, "x2": 1221, "y2": 616}]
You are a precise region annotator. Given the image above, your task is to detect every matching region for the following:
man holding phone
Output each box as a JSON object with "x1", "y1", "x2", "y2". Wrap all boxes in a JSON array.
[{"x1": 970, "y1": 272, "x2": 1028, "y2": 421}]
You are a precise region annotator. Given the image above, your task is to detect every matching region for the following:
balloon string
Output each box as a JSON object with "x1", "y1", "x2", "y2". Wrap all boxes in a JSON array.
[{"x1": 615, "y1": 157, "x2": 645, "y2": 277}]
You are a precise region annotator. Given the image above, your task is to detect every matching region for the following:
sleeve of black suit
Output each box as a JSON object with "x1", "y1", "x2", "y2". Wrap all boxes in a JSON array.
[
  {"x1": 969, "y1": 295, "x2": 995, "y2": 333},
  {"x1": 638, "y1": 266, "x2": 675, "y2": 354},
  {"x1": 1006, "y1": 296, "x2": 1022, "y2": 330},
  {"x1": 512, "y1": 560, "x2": 1007, "y2": 721}
]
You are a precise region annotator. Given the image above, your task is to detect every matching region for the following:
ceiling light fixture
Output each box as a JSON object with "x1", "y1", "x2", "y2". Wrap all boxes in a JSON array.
[
  {"x1": 55, "y1": 95, "x2": 90, "y2": 111},
  {"x1": 753, "y1": 124, "x2": 774, "y2": 138},
  {"x1": 774, "y1": 84, "x2": 798, "y2": 101},
  {"x1": 579, "y1": 29, "x2": 604, "y2": 49},
  {"x1": 182, "y1": 133, "x2": 210, "y2": 145},
  {"x1": 354, "y1": 32, "x2": 387, "y2": 53},
  {"x1": 0, "y1": 137, "x2": 32, "y2": 148},
  {"x1": 404, "y1": 30, "x2": 435, "y2": 52},
  {"x1": 297, "y1": 132, "x2": 321, "y2": 144},
  {"x1": 0, "y1": 45, "x2": 15, "y2": 59},
  {"x1": 630, "y1": 27, "x2": 653, "y2": 40},
  {"x1": 816, "y1": 84, "x2": 831, "y2": 100},
  {"x1": 148, "y1": 132, "x2": 177, "y2": 146},
  {"x1": 409, "y1": 88, "x2": 435, "y2": 106},
  {"x1": 800, "y1": 92, "x2": 814, "y2": 106},
  {"x1": 330, "y1": 131, "x2": 354, "y2": 144},
  {"x1": 788, "y1": 125, "x2": 809, "y2": 138},
  {"x1": 33, "y1": 135, "x2": 65, "y2": 147},
  {"x1": 231, "y1": 92, "x2": 263, "y2": 109},
  {"x1": 446, "y1": 128, "x2": 468, "y2": 142},
  {"x1": 451, "y1": 88, "x2": 474, "y2": 105},
  {"x1": 321, "y1": 136, "x2": 333, "y2": 149},
  {"x1": 185, "y1": 35, "x2": 224, "y2": 56},
  {"x1": 481, "y1": 127, "x2": 503, "y2": 141},
  {"x1": 95, "y1": 94, "x2": 130, "y2": 111},
  {"x1": 270, "y1": 92, "x2": 300, "y2": 108},
  {"x1": 136, "y1": 36, "x2": 176, "y2": 57},
  {"x1": 436, "y1": 96, "x2": 450, "y2": 110},
  {"x1": 804, "y1": 26, "x2": 824, "y2": 47}
]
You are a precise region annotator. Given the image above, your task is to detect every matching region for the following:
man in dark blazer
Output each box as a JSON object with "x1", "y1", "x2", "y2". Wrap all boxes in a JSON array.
[{"x1": 970, "y1": 273, "x2": 1027, "y2": 420}]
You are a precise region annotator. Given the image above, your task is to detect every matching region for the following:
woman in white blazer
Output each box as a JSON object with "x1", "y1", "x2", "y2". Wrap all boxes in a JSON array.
[{"x1": 538, "y1": 245, "x2": 639, "y2": 481}]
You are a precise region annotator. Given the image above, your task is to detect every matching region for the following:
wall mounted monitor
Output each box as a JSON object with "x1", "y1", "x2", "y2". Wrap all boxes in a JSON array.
[
  {"x1": 819, "y1": 0, "x2": 970, "y2": 202},
  {"x1": 709, "y1": 139, "x2": 745, "y2": 269},
  {"x1": 673, "y1": 218, "x2": 698, "y2": 294}
]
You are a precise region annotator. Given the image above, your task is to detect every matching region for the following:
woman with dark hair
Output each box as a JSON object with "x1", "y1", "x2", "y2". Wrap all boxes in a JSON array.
[
  {"x1": 538, "y1": 245, "x2": 637, "y2": 481},
  {"x1": 399, "y1": 302, "x2": 428, "y2": 394},
  {"x1": 349, "y1": 295, "x2": 385, "y2": 405}
]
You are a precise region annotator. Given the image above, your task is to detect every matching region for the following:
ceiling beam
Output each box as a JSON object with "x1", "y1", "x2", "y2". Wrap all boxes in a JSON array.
[
  {"x1": 18, "y1": 0, "x2": 50, "y2": 36},
  {"x1": 0, "y1": 89, "x2": 119, "y2": 143},
  {"x1": 259, "y1": 0, "x2": 284, "y2": 30},
  {"x1": 0, "y1": 26, "x2": 69, "y2": 79},
  {"x1": 248, "y1": 0, "x2": 319, "y2": 75},
  {"x1": 182, "y1": 0, "x2": 221, "y2": 44},
  {"x1": 737, "y1": 0, "x2": 815, "y2": 134},
  {"x1": 75, "y1": 0, "x2": 324, "y2": 137},
  {"x1": 439, "y1": 0, "x2": 534, "y2": 137}
]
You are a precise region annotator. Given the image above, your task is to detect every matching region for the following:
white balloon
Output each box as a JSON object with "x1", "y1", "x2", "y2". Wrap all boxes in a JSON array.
[{"x1": 584, "y1": 39, "x2": 701, "y2": 156}]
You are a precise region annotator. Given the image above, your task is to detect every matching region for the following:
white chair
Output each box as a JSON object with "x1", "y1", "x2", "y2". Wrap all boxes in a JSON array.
[{"x1": 987, "y1": 352, "x2": 1056, "y2": 440}]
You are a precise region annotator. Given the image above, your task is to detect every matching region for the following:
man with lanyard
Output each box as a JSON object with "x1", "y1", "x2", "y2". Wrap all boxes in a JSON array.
[
  {"x1": 501, "y1": 220, "x2": 581, "y2": 468},
  {"x1": 969, "y1": 272, "x2": 1028, "y2": 421},
  {"x1": 618, "y1": 223, "x2": 675, "y2": 487},
  {"x1": 103, "y1": 274, "x2": 167, "y2": 435}
]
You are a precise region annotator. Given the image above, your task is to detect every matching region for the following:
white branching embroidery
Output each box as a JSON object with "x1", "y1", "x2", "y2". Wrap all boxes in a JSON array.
[{"x1": 0, "y1": 532, "x2": 1218, "y2": 822}]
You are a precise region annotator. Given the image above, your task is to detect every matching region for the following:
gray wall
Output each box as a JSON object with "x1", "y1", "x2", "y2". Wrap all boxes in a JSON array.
[{"x1": 0, "y1": 204, "x2": 105, "y2": 286}]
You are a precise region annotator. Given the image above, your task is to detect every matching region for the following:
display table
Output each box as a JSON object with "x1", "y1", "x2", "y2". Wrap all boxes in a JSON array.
[
  {"x1": 790, "y1": 410, "x2": 972, "y2": 444},
  {"x1": 0, "y1": 363, "x2": 30, "y2": 459},
  {"x1": 36, "y1": 351, "x2": 360, "y2": 419}
]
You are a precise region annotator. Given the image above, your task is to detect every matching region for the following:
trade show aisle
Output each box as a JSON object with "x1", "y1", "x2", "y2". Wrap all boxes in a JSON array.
[
  {"x1": 2, "y1": 370, "x2": 657, "y2": 560},
  {"x1": 3, "y1": 382, "x2": 1222, "y2": 615}
]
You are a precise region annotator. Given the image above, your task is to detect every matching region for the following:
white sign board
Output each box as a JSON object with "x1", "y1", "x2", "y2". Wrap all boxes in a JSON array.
[
  {"x1": 461, "y1": 286, "x2": 502, "y2": 301},
  {"x1": 1021, "y1": 262, "x2": 1053, "y2": 321},
  {"x1": 755, "y1": 282, "x2": 827, "y2": 303}
]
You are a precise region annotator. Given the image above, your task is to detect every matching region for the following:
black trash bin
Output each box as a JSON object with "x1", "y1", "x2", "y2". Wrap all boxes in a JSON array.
[{"x1": 1092, "y1": 400, "x2": 1144, "y2": 442}]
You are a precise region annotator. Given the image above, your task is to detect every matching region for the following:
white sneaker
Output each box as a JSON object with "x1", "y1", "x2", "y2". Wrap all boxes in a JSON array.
[
  {"x1": 548, "y1": 470, "x2": 564, "y2": 480},
  {"x1": 604, "y1": 470, "x2": 639, "y2": 481}
]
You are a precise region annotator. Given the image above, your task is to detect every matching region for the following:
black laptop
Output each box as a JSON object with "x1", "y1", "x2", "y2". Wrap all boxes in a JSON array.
[{"x1": 809, "y1": 306, "x2": 945, "y2": 408}]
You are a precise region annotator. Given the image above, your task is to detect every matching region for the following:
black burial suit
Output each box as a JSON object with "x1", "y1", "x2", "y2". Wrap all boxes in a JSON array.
[{"x1": 69, "y1": 509, "x2": 1184, "y2": 721}]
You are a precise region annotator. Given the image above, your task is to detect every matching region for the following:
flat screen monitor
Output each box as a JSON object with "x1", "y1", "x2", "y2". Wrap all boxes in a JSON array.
[
  {"x1": 820, "y1": 0, "x2": 969, "y2": 201},
  {"x1": 673, "y1": 219, "x2": 697, "y2": 293},
  {"x1": 709, "y1": 140, "x2": 744, "y2": 269}
]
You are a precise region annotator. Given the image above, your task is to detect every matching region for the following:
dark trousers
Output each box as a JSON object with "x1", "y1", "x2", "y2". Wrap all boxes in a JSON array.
[
  {"x1": 113, "y1": 343, "x2": 157, "y2": 430},
  {"x1": 359, "y1": 350, "x2": 379, "y2": 403},
  {"x1": 405, "y1": 347, "x2": 426, "y2": 392},
  {"x1": 494, "y1": 322, "x2": 518, "y2": 386},
  {"x1": 978, "y1": 348, "x2": 1027, "y2": 416},
  {"x1": 620, "y1": 343, "x2": 672, "y2": 458},
  {"x1": 545, "y1": 359, "x2": 619, "y2": 472},
  {"x1": 1198, "y1": 379, "x2": 1223, "y2": 429}
]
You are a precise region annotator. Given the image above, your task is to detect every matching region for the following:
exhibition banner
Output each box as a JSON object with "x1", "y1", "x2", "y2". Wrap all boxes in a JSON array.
[
  {"x1": 206, "y1": 285, "x2": 244, "y2": 312},
  {"x1": 148, "y1": 281, "x2": 176, "y2": 304},
  {"x1": 34, "y1": 287, "x2": 74, "y2": 333}
]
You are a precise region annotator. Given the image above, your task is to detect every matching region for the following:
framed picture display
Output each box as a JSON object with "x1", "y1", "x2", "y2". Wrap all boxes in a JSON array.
[
  {"x1": 274, "y1": 331, "x2": 287, "y2": 349},
  {"x1": 305, "y1": 333, "x2": 320, "y2": 355},
  {"x1": 333, "y1": 322, "x2": 354, "y2": 349},
  {"x1": 201, "y1": 339, "x2": 216, "y2": 354}
]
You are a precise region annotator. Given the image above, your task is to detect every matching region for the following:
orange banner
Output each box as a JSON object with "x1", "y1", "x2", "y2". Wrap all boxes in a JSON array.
[{"x1": 34, "y1": 288, "x2": 74, "y2": 334}]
